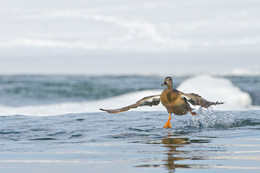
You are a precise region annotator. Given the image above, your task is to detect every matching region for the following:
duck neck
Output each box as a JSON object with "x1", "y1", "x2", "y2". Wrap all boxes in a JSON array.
[{"x1": 167, "y1": 83, "x2": 173, "y2": 90}]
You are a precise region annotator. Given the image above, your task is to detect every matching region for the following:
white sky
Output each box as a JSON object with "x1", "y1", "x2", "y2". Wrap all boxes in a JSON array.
[{"x1": 0, "y1": 0, "x2": 260, "y2": 75}]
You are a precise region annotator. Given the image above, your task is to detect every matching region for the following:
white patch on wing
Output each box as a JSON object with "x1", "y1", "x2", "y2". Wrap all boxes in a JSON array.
[
  {"x1": 139, "y1": 96, "x2": 160, "y2": 106},
  {"x1": 181, "y1": 95, "x2": 190, "y2": 100}
]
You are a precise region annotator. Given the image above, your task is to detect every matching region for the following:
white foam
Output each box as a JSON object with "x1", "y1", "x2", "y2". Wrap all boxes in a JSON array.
[
  {"x1": 0, "y1": 90, "x2": 164, "y2": 116},
  {"x1": 177, "y1": 75, "x2": 252, "y2": 110},
  {"x1": 0, "y1": 75, "x2": 256, "y2": 116}
]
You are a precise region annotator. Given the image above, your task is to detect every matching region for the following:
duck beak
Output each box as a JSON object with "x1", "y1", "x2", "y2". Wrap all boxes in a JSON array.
[{"x1": 161, "y1": 81, "x2": 167, "y2": 86}]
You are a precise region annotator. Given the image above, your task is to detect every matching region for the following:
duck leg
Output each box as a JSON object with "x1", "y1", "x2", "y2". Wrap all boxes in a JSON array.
[
  {"x1": 163, "y1": 113, "x2": 172, "y2": 128},
  {"x1": 189, "y1": 109, "x2": 197, "y2": 115}
]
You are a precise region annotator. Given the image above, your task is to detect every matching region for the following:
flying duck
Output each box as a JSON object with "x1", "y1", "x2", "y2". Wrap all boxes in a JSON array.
[{"x1": 100, "y1": 77, "x2": 223, "y2": 128}]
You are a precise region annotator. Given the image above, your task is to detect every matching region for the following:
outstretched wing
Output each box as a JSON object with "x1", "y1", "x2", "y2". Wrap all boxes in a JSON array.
[
  {"x1": 182, "y1": 93, "x2": 224, "y2": 108},
  {"x1": 100, "y1": 95, "x2": 161, "y2": 114}
]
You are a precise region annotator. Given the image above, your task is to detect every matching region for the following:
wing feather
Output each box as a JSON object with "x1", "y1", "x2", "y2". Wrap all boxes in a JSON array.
[
  {"x1": 182, "y1": 93, "x2": 224, "y2": 108},
  {"x1": 100, "y1": 95, "x2": 161, "y2": 114}
]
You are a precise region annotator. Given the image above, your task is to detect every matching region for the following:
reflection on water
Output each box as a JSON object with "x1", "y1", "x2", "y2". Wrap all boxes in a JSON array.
[
  {"x1": 162, "y1": 137, "x2": 191, "y2": 171},
  {"x1": 136, "y1": 133, "x2": 214, "y2": 172}
]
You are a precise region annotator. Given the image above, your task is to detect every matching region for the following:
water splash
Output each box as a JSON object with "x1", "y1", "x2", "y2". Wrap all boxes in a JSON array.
[{"x1": 189, "y1": 107, "x2": 235, "y2": 128}]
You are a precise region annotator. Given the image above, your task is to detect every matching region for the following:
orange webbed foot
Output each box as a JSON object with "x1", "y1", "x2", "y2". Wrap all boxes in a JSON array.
[
  {"x1": 163, "y1": 121, "x2": 171, "y2": 128},
  {"x1": 163, "y1": 114, "x2": 172, "y2": 128}
]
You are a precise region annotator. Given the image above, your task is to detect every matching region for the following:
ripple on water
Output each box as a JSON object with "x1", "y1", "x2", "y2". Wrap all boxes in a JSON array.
[{"x1": 30, "y1": 138, "x2": 57, "y2": 141}]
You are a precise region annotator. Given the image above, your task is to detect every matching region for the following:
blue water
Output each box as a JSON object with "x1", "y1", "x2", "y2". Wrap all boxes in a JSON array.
[
  {"x1": 0, "y1": 75, "x2": 260, "y2": 173},
  {"x1": 0, "y1": 75, "x2": 259, "y2": 107}
]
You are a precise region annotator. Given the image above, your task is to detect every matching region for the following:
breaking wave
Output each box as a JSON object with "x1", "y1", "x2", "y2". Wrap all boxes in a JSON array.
[
  {"x1": 177, "y1": 75, "x2": 252, "y2": 110},
  {"x1": 0, "y1": 75, "x2": 257, "y2": 116}
]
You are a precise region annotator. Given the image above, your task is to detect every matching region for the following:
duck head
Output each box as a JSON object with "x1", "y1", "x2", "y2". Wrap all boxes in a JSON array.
[{"x1": 161, "y1": 77, "x2": 173, "y2": 86}]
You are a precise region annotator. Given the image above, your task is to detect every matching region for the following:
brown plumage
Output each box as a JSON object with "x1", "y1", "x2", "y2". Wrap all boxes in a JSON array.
[
  {"x1": 100, "y1": 77, "x2": 224, "y2": 128},
  {"x1": 100, "y1": 95, "x2": 160, "y2": 113}
]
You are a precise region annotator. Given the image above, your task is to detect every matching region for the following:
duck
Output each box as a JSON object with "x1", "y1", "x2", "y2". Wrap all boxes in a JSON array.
[{"x1": 100, "y1": 77, "x2": 223, "y2": 128}]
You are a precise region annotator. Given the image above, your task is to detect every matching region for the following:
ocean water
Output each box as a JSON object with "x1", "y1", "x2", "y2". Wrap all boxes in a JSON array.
[{"x1": 0, "y1": 75, "x2": 260, "y2": 173}]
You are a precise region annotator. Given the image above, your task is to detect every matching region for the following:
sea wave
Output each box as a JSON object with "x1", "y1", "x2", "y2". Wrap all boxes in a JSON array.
[
  {"x1": 0, "y1": 90, "x2": 163, "y2": 116},
  {"x1": 177, "y1": 75, "x2": 252, "y2": 110},
  {"x1": 0, "y1": 75, "x2": 258, "y2": 116}
]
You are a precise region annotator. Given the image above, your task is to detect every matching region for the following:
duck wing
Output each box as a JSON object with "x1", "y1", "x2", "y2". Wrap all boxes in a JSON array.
[
  {"x1": 182, "y1": 93, "x2": 224, "y2": 108},
  {"x1": 100, "y1": 95, "x2": 161, "y2": 114}
]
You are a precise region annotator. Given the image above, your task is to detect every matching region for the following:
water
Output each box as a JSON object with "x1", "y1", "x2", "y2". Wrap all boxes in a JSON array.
[
  {"x1": 0, "y1": 75, "x2": 260, "y2": 173},
  {"x1": 0, "y1": 75, "x2": 259, "y2": 107}
]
